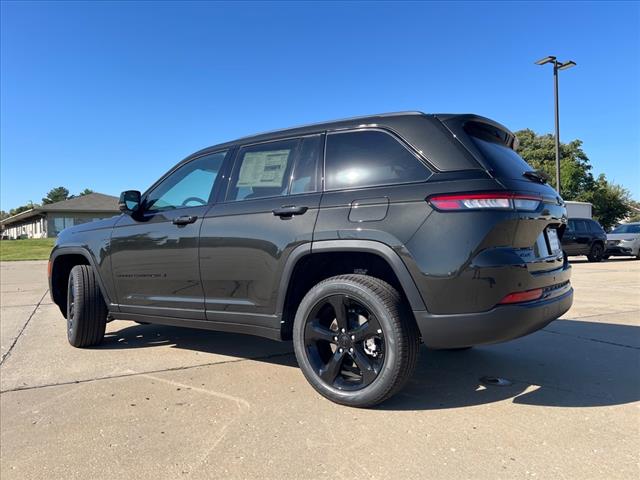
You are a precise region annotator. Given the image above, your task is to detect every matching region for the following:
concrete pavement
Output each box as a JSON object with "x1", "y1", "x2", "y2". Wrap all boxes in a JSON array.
[{"x1": 1, "y1": 258, "x2": 639, "y2": 479}]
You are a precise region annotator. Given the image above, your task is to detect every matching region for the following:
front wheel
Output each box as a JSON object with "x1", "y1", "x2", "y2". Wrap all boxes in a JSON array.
[
  {"x1": 293, "y1": 274, "x2": 420, "y2": 408},
  {"x1": 67, "y1": 265, "x2": 108, "y2": 347},
  {"x1": 587, "y1": 243, "x2": 604, "y2": 262}
]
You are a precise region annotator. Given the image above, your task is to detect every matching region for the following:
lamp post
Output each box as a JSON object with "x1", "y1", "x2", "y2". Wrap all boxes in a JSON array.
[{"x1": 535, "y1": 56, "x2": 576, "y2": 195}]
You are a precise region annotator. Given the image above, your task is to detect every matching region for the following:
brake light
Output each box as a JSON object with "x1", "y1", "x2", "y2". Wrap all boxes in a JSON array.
[
  {"x1": 498, "y1": 288, "x2": 543, "y2": 304},
  {"x1": 428, "y1": 193, "x2": 541, "y2": 211}
]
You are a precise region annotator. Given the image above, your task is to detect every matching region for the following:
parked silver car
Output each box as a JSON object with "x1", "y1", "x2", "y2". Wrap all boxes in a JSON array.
[{"x1": 604, "y1": 223, "x2": 640, "y2": 259}]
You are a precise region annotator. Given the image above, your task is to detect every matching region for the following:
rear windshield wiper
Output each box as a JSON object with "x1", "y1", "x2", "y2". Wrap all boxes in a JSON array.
[{"x1": 522, "y1": 170, "x2": 549, "y2": 184}]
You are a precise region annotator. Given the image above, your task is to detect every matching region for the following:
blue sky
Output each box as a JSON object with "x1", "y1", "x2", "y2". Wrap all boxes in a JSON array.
[{"x1": 1, "y1": 1, "x2": 639, "y2": 210}]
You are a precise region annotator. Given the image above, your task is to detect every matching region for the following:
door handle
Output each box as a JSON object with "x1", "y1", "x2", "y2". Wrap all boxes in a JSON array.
[
  {"x1": 272, "y1": 205, "x2": 308, "y2": 218},
  {"x1": 172, "y1": 215, "x2": 198, "y2": 225}
]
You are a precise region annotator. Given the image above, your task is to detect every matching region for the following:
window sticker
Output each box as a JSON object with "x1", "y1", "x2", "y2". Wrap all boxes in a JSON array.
[{"x1": 237, "y1": 149, "x2": 290, "y2": 187}]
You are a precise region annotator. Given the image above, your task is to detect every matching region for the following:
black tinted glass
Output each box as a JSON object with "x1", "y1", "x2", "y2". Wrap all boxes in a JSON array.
[
  {"x1": 325, "y1": 130, "x2": 430, "y2": 190},
  {"x1": 228, "y1": 139, "x2": 298, "y2": 201},
  {"x1": 468, "y1": 124, "x2": 533, "y2": 180},
  {"x1": 589, "y1": 220, "x2": 603, "y2": 233},
  {"x1": 290, "y1": 135, "x2": 321, "y2": 195},
  {"x1": 574, "y1": 220, "x2": 588, "y2": 233}
]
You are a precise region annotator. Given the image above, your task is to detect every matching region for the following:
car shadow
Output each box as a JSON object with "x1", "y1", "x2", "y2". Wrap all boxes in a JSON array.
[
  {"x1": 99, "y1": 319, "x2": 640, "y2": 411},
  {"x1": 570, "y1": 257, "x2": 637, "y2": 264},
  {"x1": 100, "y1": 322, "x2": 298, "y2": 367}
]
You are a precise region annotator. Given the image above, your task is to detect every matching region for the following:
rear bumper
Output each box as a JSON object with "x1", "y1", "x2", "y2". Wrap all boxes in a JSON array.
[{"x1": 413, "y1": 287, "x2": 573, "y2": 349}]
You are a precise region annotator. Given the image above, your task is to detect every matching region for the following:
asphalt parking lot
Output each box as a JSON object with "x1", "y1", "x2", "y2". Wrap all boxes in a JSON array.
[{"x1": 1, "y1": 259, "x2": 638, "y2": 479}]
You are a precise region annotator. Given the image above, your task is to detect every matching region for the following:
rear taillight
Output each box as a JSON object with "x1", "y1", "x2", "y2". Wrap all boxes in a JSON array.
[
  {"x1": 498, "y1": 288, "x2": 543, "y2": 305},
  {"x1": 428, "y1": 193, "x2": 541, "y2": 212}
]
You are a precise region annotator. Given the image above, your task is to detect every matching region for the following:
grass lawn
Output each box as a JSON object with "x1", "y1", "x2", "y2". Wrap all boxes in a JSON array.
[{"x1": 0, "y1": 238, "x2": 55, "y2": 261}]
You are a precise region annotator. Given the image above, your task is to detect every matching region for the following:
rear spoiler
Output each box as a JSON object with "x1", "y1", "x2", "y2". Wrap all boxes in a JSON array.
[{"x1": 435, "y1": 114, "x2": 520, "y2": 151}]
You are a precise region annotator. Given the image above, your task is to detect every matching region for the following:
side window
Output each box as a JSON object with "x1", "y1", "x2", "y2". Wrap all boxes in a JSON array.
[
  {"x1": 290, "y1": 135, "x2": 322, "y2": 195},
  {"x1": 227, "y1": 139, "x2": 298, "y2": 201},
  {"x1": 574, "y1": 220, "x2": 588, "y2": 233},
  {"x1": 567, "y1": 219, "x2": 575, "y2": 232},
  {"x1": 589, "y1": 221, "x2": 603, "y2": 233},
  {"x1": 145, "y1": 151, "x2": 226, "y2": 211},
  {"x1": 324, "y1": 130, "x2": 431, "y2": 191}
]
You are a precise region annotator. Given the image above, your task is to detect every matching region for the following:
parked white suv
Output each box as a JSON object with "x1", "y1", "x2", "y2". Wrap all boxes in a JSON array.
[{"x1": 604, "y1": 223, "x2": 640, "y2": 260}]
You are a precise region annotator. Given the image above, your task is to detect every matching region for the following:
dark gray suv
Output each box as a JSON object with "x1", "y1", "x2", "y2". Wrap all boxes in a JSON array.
[{"x1": 49, "y1": 112, "x2": 573, "y2": 407}]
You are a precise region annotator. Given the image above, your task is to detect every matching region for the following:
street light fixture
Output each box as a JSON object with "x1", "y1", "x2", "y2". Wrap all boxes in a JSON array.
[{"x1": 535, "y1": 56, "x2": 577, "y2": 194}]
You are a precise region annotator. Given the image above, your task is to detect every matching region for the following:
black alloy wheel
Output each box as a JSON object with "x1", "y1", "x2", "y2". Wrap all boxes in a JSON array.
[
  {"x1": 293, "y1": 274, "x2": 420, "y2": 407},
  {"x1": 304, "y1": 294, "x2": 385, "y2": 390}
]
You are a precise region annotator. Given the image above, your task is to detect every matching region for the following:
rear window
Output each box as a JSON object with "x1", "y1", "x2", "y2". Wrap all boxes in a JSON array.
[
  {"x1": 466, "y1": 122, "x2": 532, "y2": 179},
  {"x1": 470, "y1": 136, "x2": 534, "y2": 180},
  {"x1": 325, "y1": 130, "x2": 431, "y2": 190}
]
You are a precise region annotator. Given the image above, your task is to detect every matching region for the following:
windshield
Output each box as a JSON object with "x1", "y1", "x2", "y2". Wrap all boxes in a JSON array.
[{"x1": 610, "y1": 224, "x2": 640, "y2": 234}]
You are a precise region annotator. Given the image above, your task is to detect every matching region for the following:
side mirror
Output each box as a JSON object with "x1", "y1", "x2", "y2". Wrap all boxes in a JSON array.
[{"x1": 119, "y1": 190, "x2": 141, "y2": 214}]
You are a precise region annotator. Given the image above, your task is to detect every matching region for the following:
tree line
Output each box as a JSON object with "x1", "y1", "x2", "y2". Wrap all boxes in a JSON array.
[
  {"x1": 0, "y1": 187, "x2": 94, "y2": 220},
  {"x1": 514, "y1": 129, "x2": 638, "y2": 230}
]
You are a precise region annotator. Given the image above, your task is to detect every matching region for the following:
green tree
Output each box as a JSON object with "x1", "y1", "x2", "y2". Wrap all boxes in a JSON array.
[
  {"x1": 626, "y1": 201, "x2": 640, "y2": 223},
  {"x1": 515, "y1": 129, "x2": 631, "y2": 229},
  {"x1": 8, "y1": 202, "x2": 37, "y2": 216},
  {"x1": 579, "y1": 175, "x2": 632, "y2": 230},
  {"x1": 42, "y1": 186, "x2": 70, "y2": 205},
  {"x1": 78, "y1": 188, "x2": 94, "y2": 196},
  {"x1": 515, "y1": 129, "x2": 594, "y2": 199}
]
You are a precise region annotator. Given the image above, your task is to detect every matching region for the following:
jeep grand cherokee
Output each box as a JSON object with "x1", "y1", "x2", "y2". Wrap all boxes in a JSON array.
[{"x1": 49, "y1": 112, "x2": 573, "y2": 407}]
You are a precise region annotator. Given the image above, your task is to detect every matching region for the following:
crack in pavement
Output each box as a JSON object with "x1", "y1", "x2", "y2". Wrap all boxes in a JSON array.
[
  {"x1": 0, "y1": 351, "x2": 295, "y2": 394},
  {"x1": 0, "y1": 289, "x2": 49, "y2": 366},
  {"x1": 2, "y1": 290, "x2": 636, "y2": 403}
]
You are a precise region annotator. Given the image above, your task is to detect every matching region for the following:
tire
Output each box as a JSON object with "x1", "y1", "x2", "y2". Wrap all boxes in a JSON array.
[
  {"x1": 587, "y1": 243, "x2": 604, "y2": 262},
  {"x1": 602, "y1": 254, "x2": 610, "y2": 260},
  {"x1": 66, "y1": 265, "x2": 108, "y2": 347},
  {"x1": 292, "y1": 274, "x2": 420, "y2": 408}
]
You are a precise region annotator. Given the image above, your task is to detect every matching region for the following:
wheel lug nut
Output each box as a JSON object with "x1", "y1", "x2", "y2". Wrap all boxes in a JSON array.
[
  {"x1": 351, "y1": 335, "x2": 355, "y2": 340},
  {"x1": 377, "y1": 329, "x2": 382, "y2": 334},
  {"x1": 349, "y1": 348, "x2": 354, "y2": 353},
  {"x1": 341, "y1": 328, "x2": 346, "y2": 333},
  {"x1": 339, "y1": 348, "x2": 343, "y2": 353},
  {"x1": 334, "y1": 336, "x2": 338, "y2": 342}
]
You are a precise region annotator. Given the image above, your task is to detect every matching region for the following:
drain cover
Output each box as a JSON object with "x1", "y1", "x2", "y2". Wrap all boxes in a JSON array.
[{"x1": 480, "y1": 376, "x2": 513, "y2": 387}]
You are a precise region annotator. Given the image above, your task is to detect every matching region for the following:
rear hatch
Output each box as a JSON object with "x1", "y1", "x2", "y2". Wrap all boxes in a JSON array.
[{"x1": 437, "y1": 114, "x2": 567, "y2": 273}]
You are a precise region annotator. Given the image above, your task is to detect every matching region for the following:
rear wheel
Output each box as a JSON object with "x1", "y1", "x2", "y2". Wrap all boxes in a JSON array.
[
  {"x1": 587, "y1": 243, "x2": 604, "y2": 262},
  {"x1": 293, "y1": 274, "x2": 420, "y2": 408},
  {"x1": 67, "y1": 265, "x2": 108, "y2": 347}
]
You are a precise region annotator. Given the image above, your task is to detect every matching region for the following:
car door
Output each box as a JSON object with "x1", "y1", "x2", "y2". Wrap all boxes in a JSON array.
[
  {"x1": 573, "y1": 219, "x2": 592, "y2": 255},
  {"x1": 562, "y1": 219, "x2": 579, "y2": 255},
  {"x1": 199, "y1": 135, "x2": 323, "y2": 331},
  {"x1": 110, "y1": 150, "x2": 229, "y2": 319}
]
